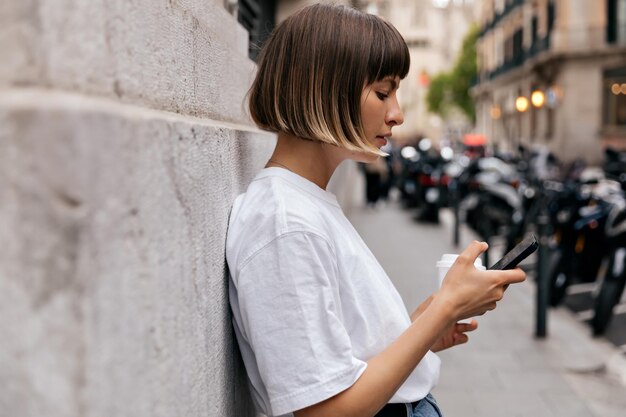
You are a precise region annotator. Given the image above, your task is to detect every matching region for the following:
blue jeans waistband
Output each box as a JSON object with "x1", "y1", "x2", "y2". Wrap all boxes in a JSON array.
[{"x1": 374, "y1": 393, "x2": 443, "y2": 417}]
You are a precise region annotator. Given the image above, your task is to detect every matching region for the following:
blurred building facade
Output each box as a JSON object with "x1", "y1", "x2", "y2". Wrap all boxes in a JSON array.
[
  {"x1": 473, "y1": 0, "x2": 626, "y2": 163},
  {"x1": 358, "y1": 0, "x2": 477, "y2": 145}
]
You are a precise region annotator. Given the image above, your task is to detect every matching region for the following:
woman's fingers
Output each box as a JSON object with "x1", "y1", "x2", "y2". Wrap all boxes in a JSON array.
[
  {"x1": 502, "y1": 267, "x2": 526, "y2": 284},
  {"x1": 457, "y1": 241, "x2": 488, "y2": 266},
  {"x1": 453, "y1": 333, "x2": 469, "y2": 345},
  {"x1": 442, "y1": 244, "x2": 526, "y2": 322},
  {"x1": 454, "y1": 320, "x2": 478, "y2": 333}
]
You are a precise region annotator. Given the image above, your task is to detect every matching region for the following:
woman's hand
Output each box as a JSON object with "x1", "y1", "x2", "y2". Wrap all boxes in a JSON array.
[
  {"x1": 436, "y1": 241, "x2": 526, "y2": 322},
  {"x1": 410, "y1": 297, "x2": 478, "y2": 352},
  {"x1": 431, "y1": 320, "x2": 478, "y2": 352}
]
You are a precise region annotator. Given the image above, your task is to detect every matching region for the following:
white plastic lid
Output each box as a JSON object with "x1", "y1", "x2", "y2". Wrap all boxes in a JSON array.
[{"x1": 436, "y1": 254, "x2": 485, "y2": 269}]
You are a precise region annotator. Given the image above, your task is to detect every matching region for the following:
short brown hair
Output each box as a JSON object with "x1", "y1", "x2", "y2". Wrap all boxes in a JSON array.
[{"x1": 248, "y1": 4, "x2": 410, "y2": 155}]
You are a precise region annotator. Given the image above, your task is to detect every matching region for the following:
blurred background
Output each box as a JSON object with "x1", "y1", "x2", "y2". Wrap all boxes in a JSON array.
[
  {"x1": 1, "y1": 0, "x2": 625, "y2": 416},
  {"x1": 239, "y1": 0, "x2": 626, "y2": 160}
]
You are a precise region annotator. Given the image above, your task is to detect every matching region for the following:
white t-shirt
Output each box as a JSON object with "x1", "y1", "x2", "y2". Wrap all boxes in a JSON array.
[{"x1": 226, "y1": 167, "x2": 440, "y2": 417}]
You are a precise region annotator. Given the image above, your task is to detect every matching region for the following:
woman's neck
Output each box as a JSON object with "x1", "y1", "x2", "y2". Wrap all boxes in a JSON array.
[{"x1": 265, "y1": 133, "x2": 344, "y2": 190}]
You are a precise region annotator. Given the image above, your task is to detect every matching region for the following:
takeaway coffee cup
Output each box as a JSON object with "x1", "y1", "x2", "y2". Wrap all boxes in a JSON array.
[{"x1": 436, "y1": 254, "x2": 486, "y2": 323}]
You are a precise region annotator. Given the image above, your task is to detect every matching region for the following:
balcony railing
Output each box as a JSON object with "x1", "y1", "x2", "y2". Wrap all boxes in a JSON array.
[
  {"x1": 479, "y1": 0, "x2": 525, "y2": 38},
  {"x1": 526, "y1": 35, "x2": 551, "y2": 59},
  {"x1": 503, "y1": 0, "x2": 525, "y2": 16},
  {"x1": 481, "y1": 36, "x2": 551, "y2": 82}
]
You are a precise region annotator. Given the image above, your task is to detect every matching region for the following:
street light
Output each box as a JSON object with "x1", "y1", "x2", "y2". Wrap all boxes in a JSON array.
[
  {"x1": 515, "y1": 96, "x2": 529, "y2": 112},
  {"x1": 514, "y1": 95, "x2": 529, "y2": 149},
  {"x1": 490, "y1": 105, "x2": 502, "y2": 119},
  {"x1": 531, "y1": 90, "x2": 545, "y2": 108},
  {"x1": 611, "y1": 83, "x2": 621, "y2": 95}
]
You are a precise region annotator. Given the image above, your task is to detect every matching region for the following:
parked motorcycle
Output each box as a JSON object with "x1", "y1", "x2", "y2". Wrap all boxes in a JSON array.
[
  {"x1": 592, "y1": 187, "x2": 626, "y2": 335},
  {"x1": 504, "y1": 148, "x2": 562, "y2": 252},
  {"x1": 398, "y1": 145, "x2": 421, "y2": 208},
  {"x1": 398, "y1": 139, "x2": 450, "y2": 223},
  {"x1": 547, "y1": 169, "x2": 621, "y2": 307},
  {"x1": 603, "y1": 147, "x2": 626, "y2": 190},
  {"x1": 453, "y1": 156, "x2": 523, "y2": 265}
]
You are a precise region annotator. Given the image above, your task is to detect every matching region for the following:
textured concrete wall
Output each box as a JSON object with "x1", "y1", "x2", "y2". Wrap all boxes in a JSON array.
[
  {"x1": 1, "y1": 0, "x2": 253, "y2": 124},
  {"x1": 0, "y1": 1, "x2": 276, "y2": 416}
]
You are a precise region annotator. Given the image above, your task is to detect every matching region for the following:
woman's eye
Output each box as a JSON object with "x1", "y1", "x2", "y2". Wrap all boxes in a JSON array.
[{"x1": 376, "y1": 92, "x2": 389, "y2": 100}]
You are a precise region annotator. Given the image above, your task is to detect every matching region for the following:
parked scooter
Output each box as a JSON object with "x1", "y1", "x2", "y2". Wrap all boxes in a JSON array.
[
  {"x1": 504, "y1": 148, "x2": 562, "y2": 252},
  {"x1": 398, "y1": 145, "x2": 421, "y2": 208},
  {"x1": 603, "y1": 147, "x2": 626, "y2": 190},
  {"x1": 592, "y1": 185, "x2": 626, "y2": 335},
  {"x1": 547, "y1": 170, "x2": 618, "y2": 307},
  {"x1": 454, "y1": 156, "x2": 523, "y2": 264},
  {"x1": 398, "y1": 139, "x2": 450, "y2": 223}
]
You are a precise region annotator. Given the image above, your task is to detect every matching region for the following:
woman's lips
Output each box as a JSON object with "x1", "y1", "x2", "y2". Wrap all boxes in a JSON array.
[{"x1": 375, "y1": 136, "x2": 387, "y2": 146}]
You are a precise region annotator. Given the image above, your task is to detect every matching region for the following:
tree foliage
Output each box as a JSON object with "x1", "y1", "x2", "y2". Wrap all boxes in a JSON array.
[{"x1": 426, "y1": 24, "x2": 479, "y2": 121}]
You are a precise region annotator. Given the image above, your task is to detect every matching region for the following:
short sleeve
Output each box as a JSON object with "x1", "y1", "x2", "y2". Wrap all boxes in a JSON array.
[{"x1": 234, "y1": 231, "x2": 367, "y2": 415}]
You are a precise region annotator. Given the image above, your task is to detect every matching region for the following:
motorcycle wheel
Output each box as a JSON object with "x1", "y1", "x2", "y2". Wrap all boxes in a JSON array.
[{"x1": 592, "y1": 257, "x2": 626, "y2": 335}]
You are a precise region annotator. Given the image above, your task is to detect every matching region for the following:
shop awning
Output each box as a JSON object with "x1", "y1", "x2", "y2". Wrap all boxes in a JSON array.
[{"x1": 463, "y1": 134, "x2": 487, "y2": 146}]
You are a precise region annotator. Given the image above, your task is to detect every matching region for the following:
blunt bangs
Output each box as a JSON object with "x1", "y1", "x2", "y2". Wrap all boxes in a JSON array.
[
  {"x1": 248, "y1": 4, "x2": 410, "y2": 156},
  {"x1": 365, "y1": 17, "x2": 410, "y2": 84}
]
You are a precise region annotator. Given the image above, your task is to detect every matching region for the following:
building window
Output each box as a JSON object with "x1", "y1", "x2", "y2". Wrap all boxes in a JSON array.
[
  {"x1": 607, "y1": 0, "x2": 626, "y2": 44},
  {"x1": 548, "y1": 0, "x2": 555, "y2": 32},
  {"x1": 237, "y1": 0, "x2": 276, "y2": 61},
  {"x1": 603, "y1": 67, "x2": 626, "y2": 128},
  {"x1": 406, "y1": 38, "x2": 432, "y2": 48},
  {"x1": 512, "y1": 28, "x2": 523, "y2": 64}
]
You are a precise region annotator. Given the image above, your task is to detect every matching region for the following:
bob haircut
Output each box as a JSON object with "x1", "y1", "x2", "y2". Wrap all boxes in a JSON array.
[{"x1": 248, "y1": 4, "x2": 410, "y2": 156}]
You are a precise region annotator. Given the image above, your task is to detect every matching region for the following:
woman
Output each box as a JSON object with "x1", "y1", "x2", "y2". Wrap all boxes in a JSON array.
[{"x1": 226, "y1": 5, "x2": 525, "y2": 417}]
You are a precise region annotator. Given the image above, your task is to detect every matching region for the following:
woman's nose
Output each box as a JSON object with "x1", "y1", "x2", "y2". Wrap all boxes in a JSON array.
[{"x1": 386, "y1": 98, "x2": 404, "y2": 126}]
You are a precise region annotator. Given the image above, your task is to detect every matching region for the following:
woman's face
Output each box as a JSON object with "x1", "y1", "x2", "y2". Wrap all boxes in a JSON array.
[{"x1": 357, "y1": 76, "x2": 404, "y2": 162}]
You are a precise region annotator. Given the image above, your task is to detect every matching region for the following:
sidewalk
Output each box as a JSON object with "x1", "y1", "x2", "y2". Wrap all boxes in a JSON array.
[{"x1": 347, "y1": 194, "x2": 626, "y2": 417}]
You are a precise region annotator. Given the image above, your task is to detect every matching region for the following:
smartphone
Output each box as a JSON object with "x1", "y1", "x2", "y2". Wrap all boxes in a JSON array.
[{"x1": 488, "y1": 234, "x2": 538, "y2": 270}]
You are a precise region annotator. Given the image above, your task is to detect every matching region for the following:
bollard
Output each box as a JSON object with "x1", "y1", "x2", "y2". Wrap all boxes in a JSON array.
[{"x1": 535, "y1": 202, "x2": 550, "y2": 338}]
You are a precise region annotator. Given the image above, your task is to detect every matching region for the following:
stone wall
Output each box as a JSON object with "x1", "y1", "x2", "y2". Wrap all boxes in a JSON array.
[{"x1": 0, "y1": 1, "x2": 275, "y2": 416}]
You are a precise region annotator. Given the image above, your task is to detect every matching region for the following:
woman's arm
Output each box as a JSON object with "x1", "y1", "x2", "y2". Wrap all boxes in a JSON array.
[
  {"x1": 294, "y1": 241, "x2": 526, "y2": 417},
  {"x1": 295, "y1": 294, "x2": 455, "y2": 417}
]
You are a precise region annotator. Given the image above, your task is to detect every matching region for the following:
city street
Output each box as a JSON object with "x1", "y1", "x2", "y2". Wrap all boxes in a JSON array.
[{"x1": 347, "y1": 189, "x2": 626, "y2": 417}]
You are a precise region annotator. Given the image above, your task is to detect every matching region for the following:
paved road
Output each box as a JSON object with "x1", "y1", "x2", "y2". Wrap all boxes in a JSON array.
[{"x1": 347, "y1": 196, "x2": 626, "y2": 417}]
